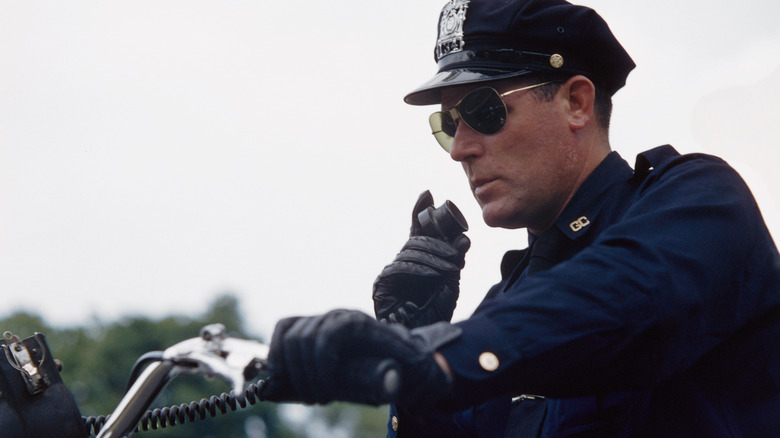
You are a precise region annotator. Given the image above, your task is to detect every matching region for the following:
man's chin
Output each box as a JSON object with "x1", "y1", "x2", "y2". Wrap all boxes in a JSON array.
[{"x1": 481, "y1": 207, "x2": 524, "y2": 230}]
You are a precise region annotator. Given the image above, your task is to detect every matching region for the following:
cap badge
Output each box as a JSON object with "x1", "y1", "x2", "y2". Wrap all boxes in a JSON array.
[{"x1": 436, "y1": 0, "x2": 470, "y2": 61}]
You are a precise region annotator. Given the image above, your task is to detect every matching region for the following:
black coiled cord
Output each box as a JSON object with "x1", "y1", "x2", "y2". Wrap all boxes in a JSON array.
[{"x1": 82, "y1": 379, "x2": 269, "y2": 436}]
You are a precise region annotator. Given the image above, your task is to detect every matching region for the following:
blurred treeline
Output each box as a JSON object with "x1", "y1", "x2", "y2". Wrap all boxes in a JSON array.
[{"x1": 0, "y1": 294, "x2": 388, "y2": 437}]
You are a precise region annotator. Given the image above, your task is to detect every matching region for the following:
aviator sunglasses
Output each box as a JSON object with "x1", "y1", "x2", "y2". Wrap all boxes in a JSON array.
[{"x1": 429, "y1": 81, "x2": 556, "y2": 152}]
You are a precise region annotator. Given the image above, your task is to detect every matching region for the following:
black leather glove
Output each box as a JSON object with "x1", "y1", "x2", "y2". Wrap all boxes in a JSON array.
[
  {"x1": 373, "y1": 191, "x2": 470, "y2": 328},
  {"x1": 262, "y1": 309, "x2": 461, "y2": 409}
]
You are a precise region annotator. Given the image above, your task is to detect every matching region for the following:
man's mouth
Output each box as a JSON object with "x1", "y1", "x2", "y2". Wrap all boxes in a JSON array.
[{"x1": 472, "y1": 178, "x2": 497, "y2": 198}]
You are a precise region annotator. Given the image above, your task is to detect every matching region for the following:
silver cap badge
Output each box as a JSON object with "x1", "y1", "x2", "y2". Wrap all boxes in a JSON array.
[{"x1": 435, "y1": 0, "x2": 470, "y2": 61}]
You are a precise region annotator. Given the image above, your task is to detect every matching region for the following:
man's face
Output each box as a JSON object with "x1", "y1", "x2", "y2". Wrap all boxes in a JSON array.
[{"x1": 440, "y1": 79, "x2": 588, "y2": 234}]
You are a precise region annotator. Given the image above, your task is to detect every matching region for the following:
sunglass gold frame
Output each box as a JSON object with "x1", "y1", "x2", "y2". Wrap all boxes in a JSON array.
[{"x1": 429, "y1": 81, "x2": 557, "y2": 152}]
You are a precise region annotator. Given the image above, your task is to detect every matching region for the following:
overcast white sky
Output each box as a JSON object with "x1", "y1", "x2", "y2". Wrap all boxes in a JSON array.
[{"x1": 2, "y1": 0, "x2": 779, "y2": 340}]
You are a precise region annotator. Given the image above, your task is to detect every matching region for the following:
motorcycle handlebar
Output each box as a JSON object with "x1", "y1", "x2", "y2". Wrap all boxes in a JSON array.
[{"x1": 96, "y1": 324, "x2": 401, "y2": 438}]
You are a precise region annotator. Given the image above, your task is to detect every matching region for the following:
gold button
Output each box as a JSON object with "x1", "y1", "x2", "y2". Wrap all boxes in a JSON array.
[
  {"x1": 391, "y1": 415, "x2": 399, "y2": 431},
  {"x1": 550, "y1": 54, "x2": 564, "y2": 69},
  {"x1": 479, "y1": 352, "x2": 499, "y2": 371}
]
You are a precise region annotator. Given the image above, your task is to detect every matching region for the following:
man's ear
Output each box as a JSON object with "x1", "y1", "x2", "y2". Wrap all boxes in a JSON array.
[{"x1": 563, "y1": 75, "x2": 596, "y2": 131}]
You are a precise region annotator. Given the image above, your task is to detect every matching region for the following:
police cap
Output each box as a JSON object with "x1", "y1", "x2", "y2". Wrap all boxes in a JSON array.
[{"x1": 405, "y1": 0, "x2": 635, "y2": 105}]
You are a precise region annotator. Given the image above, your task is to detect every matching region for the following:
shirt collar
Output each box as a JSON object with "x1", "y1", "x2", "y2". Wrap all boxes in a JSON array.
[
  {"x1": 500, "y1": 151, "x2": 633, "y2": 278},
  {"x1": 542, "y1": 151, "x2": 633, "y2": 241}
]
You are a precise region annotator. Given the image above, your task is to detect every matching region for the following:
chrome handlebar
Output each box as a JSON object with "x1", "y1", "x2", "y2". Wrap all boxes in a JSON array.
[{"x1": 96, "y1": 324, "x2": 269, "y2": 438}]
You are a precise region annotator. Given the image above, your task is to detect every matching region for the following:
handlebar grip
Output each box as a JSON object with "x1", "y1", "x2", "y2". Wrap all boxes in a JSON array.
[
  {"x1": 373, "y1": 358, "x2": 401, "y2": 400},
  {"x1": 341, "y1": 357, "x2": 402, "y2": 406}
]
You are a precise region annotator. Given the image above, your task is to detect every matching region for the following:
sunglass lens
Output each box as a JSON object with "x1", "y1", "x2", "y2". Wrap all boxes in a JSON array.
[
  {"x1": 427, "y1": 87, "x2": 508, "y2": 152},
  {"x1": 440, "y1": 111, "x2": 457, "y2": 137},
  {"x1": 459, "y1": 88, "x2": 506, "y2": 135},
  {"x1": 429, "y1": 112, "x2": 456, "y2": 152}
]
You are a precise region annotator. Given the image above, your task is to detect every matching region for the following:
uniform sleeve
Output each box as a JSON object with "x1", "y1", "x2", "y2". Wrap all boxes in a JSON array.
[{"x1": 438, "y1": 154, "x2": 778, "y2": 406}]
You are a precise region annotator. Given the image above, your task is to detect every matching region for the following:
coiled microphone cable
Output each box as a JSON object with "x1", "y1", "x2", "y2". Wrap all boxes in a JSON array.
[{"x1": 82, "y1": 379, "x2": 269, "y2": 436}]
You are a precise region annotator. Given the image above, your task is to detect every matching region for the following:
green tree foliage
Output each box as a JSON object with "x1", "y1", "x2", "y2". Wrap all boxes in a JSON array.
[{"x1": 0, "y1": 295, "x2": 387, "y2": 437}]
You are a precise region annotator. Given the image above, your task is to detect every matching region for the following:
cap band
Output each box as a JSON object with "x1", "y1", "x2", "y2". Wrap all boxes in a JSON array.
[{"x1": 438, "y1": 49, "x2": 558, "y2": 72}]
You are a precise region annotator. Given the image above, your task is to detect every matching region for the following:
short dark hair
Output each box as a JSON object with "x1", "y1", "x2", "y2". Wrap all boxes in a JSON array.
[{"x1": 519, "y1": 74, "x2": 613, "y2": 131}]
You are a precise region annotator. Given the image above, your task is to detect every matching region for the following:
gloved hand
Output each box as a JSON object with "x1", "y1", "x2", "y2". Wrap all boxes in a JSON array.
[
  {"x1": 262, "y1": 309, "x2": 461, "y2": 409},
  {"x1": 373, "y1": 191, "x2": 470, "y2": 328}
]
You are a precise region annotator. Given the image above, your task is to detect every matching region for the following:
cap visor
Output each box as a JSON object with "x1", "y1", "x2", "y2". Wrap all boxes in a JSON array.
[{"x1": 404, "y1": 68, "x2": 532, "y2": 106}]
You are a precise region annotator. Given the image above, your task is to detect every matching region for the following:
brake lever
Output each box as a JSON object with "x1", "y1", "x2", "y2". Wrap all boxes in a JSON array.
[{"x1": 162, "y1": 323, "x2": 270, "y2": 396}]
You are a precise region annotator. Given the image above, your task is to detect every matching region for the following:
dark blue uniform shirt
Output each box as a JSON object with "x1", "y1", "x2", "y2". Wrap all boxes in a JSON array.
[{"x1": 388, "y1": 146, "x2": 780, "y2": 437}]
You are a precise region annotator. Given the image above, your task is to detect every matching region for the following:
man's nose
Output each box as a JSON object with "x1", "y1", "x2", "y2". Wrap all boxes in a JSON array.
[{"x1": 449, "y1": 123, "x2": 484, "y2": 162}]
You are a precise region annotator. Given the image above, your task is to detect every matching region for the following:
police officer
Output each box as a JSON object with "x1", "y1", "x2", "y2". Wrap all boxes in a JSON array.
[{"x1": 263, "y1": 1, "x2": 780, "y2": 437}]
